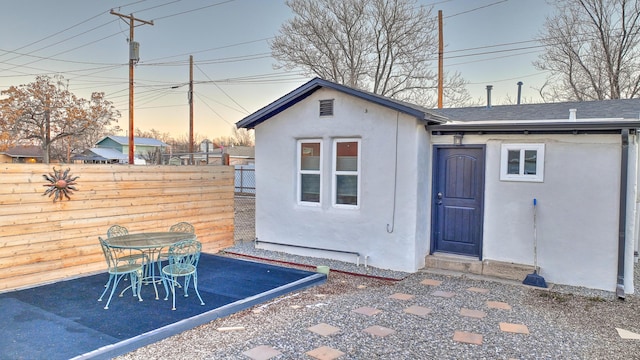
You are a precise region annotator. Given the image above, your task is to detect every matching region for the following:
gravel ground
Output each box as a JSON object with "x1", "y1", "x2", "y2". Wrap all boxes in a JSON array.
[{"x1": 116, "y1": 242, "x2": 640, "y2": 360}]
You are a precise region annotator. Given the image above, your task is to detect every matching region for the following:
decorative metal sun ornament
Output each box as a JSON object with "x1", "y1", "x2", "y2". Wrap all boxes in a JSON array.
[{"x1": 42, "y1": 167, "x2": 79, "y2": 202}]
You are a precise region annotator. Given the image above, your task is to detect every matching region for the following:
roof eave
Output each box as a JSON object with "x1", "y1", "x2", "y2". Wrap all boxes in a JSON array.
[
  {"x1": 236, "y1": 78, "x2": 445, "y2": 129},
  {"x1": 429, "y1": 121, "x2": 640, "y2": 134}
]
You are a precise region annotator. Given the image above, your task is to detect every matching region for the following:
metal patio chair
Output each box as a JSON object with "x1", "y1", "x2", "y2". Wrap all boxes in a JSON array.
[
  {"x1": 107, "y1": 225, "x2": 148, "y2": 282},
  {"x1": 106, "y1": 224, "x2": 128, "y2": 238},
  {"x1": 160, "y1": 239, "x2": 205, "y2": 310},
  {"x1": 157, "y1": 222, "x2": 196, "y2": 278},
  {"x1": 107, "y1": 225, "x2": 148, "y2": 263},
  {"x1": 169, "y1": 222, "x2": 195, "y2": 233},
  {"x1": 98, "y1": 237, "x2": 143, "y2": 309}
]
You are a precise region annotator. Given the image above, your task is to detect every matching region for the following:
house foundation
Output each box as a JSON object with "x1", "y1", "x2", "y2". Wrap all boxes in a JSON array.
[{"x1": 425, "y1": 254, "x2": 535, "y2": 282}]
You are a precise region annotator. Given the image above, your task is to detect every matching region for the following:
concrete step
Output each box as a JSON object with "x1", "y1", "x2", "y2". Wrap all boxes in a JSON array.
[{"x1": 425, "y1": 253, "x2": 535, "y2": 282}]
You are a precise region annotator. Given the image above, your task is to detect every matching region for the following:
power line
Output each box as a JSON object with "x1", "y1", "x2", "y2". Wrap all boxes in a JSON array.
[
  {"x1": 194, "y1": 92, "x2": 235, "y2": 127},
  {"x1": 151, "y1": 0, "x2": 236, "y2": 21},
  {"x1": 444, "y1": 0, "x2": 509, "y2": 19},
  {"x1": 144, "y1": 37, "x2": 272, "y2": 63},
  {"x1": 195, "y1": 63, "x2": 249, "y2": 114},
  {"x1": 0, "y1": 12, "x2": 107, "y2": 60}
]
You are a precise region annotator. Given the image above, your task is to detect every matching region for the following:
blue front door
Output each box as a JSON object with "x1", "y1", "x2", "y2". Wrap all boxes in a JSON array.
[{"x1": 431, "y1": 146, "x2": 485, "y2": 257}]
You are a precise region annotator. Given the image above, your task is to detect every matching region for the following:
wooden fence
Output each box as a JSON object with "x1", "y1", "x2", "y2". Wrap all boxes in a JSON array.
[{"x1": 0, "y1": 164, "x2": 234, "y2": 292}]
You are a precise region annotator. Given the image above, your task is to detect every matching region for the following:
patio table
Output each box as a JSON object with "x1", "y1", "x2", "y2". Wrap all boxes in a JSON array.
[{"x1": 105, "y1": 232, "x2": 197, "y2": 300}]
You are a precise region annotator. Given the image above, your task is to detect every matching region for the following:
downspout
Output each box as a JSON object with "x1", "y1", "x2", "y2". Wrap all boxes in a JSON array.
[
  {"x1": 386, "y1": 112, "x2": 400, "y2": 233},
  {"x1": 617, "y1": 128, "x2": 629, "y2": 299}
]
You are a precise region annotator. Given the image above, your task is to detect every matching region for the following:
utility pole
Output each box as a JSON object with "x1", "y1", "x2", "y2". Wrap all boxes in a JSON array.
[
  {"x1": 437, "y1": 10, "x2": 443, "y2": 109},
  {"x1": 110, "y1": 10, "x2": 153, "y2": 164},
  {"x1": 189, "y1": 55, "x2": 194, "y2": 165}
]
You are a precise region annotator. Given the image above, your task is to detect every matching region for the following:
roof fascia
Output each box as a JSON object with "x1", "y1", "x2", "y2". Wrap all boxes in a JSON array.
[
  {"x1": 236, "y1": 78, "x2": 443, "y2": 129},
  {"x1": 429, "y1": 121, "x2": 640, "y2": 133}
]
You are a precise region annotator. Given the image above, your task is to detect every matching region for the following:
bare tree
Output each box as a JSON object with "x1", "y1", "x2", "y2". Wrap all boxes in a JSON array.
[
  {"x1": 0, "y1": 103, "x2": 17, "y2": 151},
  {"x1": 134, "y1": 128, "x2": 173, "y2": 144},
  {"x1": 231, "y1": 127, "x2": 254, "y2": 146},
  {"x1": 534, "y1": 0, "x2": 640, "y2": 101},
  {"x1": 271, "y1": 0, "x2": 472, "y2": 107},
  {"x1": 0, "y1": 75, "x2": 119, "y2": 163}
]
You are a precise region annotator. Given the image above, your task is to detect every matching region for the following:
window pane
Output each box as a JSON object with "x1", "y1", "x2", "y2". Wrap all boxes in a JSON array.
[
  {"x1": 336, "y1": 142, "x2": 358, "y2": 171},
  {"x1": 524, "y1": 150, "x2": 537, "y2": 175},
  {"x1": 336, "y1": 175, "x2": 357, "y2": 205},
  {"x1": 300, "y1": 143, "x2": 320, "y2": 170},
  {"x1": 507, "y1": 150, "x2": 520, "y2": 174},
  {"x1": 301, "y1": 174, "x2": 320, "y2": 202}
]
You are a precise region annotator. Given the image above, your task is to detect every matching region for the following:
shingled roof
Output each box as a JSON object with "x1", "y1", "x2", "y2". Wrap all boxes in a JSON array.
[
  {"x1": 1, "y1": 145, "x2": 43, "y2": 158},
  {"x1": 431, "y1": 98, "x2": 640, "y2": 121}
]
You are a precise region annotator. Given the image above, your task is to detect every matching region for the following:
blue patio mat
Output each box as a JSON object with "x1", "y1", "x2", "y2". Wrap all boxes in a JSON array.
[{"x1": 0, "y1": 254, "x2": 325, "y2": 360}]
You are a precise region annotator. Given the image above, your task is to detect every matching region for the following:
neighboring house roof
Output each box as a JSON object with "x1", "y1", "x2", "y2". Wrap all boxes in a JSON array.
[
  {"x1": 73, "y1": 148, "x2": 128, "y2": 161},
  {"x1": 430, "y1": 98, "x2": 640, "y2": 133},
  {"x1": 96, "y1": 135, "x2": 168, "y2": 147},
  {"x1": 224, "y1": 146, "x2": 255, "y2": 158},
  {"x1": 189, "y1": 146, "x2": 255, "y2": 158},
  {"x1": 1, "y1": 145, "x2": 43, "y2": 158},
  {"x1": 236, "y1": 77, "x2": 447, "y2": 129}
]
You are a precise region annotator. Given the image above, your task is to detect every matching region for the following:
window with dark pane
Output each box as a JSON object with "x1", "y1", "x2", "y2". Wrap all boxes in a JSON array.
[
  {"x1": 334, "y1": 140, "x2": 358, "y2": 206},
  {"x1": 500, "y1": 144, "x2": 545, "y2": 182},
  {"x1": 507, "y1": 150, "x2": 520, "y2": 174},
  {"x1": 523, "y1": 150, "x2": 537, "y2": 175},
  {"x1": 299, "y1": 141, "x2": 321, "y2": 203}
]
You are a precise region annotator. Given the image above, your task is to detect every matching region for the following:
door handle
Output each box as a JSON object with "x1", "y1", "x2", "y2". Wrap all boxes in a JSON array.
[{"x1": 437, "y1": 192, "x2": 443, "y2": 205}]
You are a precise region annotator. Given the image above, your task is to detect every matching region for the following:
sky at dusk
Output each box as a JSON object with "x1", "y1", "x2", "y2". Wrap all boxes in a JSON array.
[{"x1": 0, "y1": 0, "x2": 553, "y2": 141}]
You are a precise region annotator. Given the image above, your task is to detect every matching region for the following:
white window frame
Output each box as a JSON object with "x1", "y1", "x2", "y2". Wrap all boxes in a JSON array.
[
  {"x1": 297, "y1": 140, "x2": 322, "y2": 206},
  {"x1": 332, "y1": 138, "x2": 361, "y2": 208},
  {"x1": 500, "y1": 143, "x2": 545, "y2": 182}
]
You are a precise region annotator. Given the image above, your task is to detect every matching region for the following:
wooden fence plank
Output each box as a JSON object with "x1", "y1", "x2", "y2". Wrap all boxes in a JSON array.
[{"x1": 0, "y1": 164, "x2": 235, "y2": 292}]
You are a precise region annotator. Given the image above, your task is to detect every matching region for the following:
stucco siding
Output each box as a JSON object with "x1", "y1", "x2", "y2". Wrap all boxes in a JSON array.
[
  {"x1": 254, "y1": 88, "x2": 427, "y2": 272},
  {"x1": 414, "y1": 124, "x2": 432, "y2": 269},
  {"x1": 433, "y1": 133, "x2": 626, "y2": 291}
]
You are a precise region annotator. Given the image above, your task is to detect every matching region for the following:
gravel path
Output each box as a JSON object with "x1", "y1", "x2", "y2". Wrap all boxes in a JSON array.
[{"x1": 116, "y1": 242, "x2": 640, "y2": 360}]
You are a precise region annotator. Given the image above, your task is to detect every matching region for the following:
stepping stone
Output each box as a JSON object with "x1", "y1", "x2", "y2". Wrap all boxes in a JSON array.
[
  {"x1": 389, "y1": 293, "x2": 415, "y2": 300},
  {"x1": 460, "y1": 308, "x2": 487, "y2": 319},
  {"x1": 357, "y1": 284, "x2": 367, "y2": 289},
  {"x1": 431, "y1": 290, "x2": 455, "y2": 298},
  {"x1": 467, "y1": 287, "x2": 490, "y2": 294},
  {"x1": 421, "y1": 278, "x2": 442, "y2": 286},
  {"x1": 352, "y1": 306, "x2": 382, "y2": 316},
  {"x1": 308, "y1": 323, "x2": 341, "y2": 336},
  {"x1": 242, "y1": 345, "x2": 282, "y2": 360},
  {"x1": 453, "y1": 330, "x2": 483, "y2": 345},
  {"x1": 499, "y1": 322, "x2": 530, "y2": 334},
  {"x1": 306, "y1": 346, "x2": 345, "y2": 360},
  {"x1": 217, "y1": 326, "x2": 245, "y2": 332},
  {"x1": 616, "y1": 328, "x2": 640, "y2": 339},
  {"x1": 487, "y1": 301, "x2": 512, "y2": 310},
  {"x1": 363, "y1": 325, "x2": 395, "y2": 337},
  {"x1": 404, "y1": 305, "x2": 432, "y2": 317}
]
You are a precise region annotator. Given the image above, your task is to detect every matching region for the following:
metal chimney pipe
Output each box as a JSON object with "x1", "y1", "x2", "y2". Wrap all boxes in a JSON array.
[
  {"x1": 517, "y1": 81, "x2": 523, "y2": 105},
  {"x1": 486, "y1": 85, "x2": 493, "y2": 108}
]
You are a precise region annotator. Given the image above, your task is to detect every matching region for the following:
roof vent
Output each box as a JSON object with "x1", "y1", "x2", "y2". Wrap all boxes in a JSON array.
[
  {"x1": 569, "y1": 108, "x2": 577, "y2": 121},
  {"x1": 319, "y1": 99, "x2": 334, "y2": 117}
]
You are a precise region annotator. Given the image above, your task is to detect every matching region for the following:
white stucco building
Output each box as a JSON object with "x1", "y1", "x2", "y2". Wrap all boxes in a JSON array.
[{"x1": 236, "y1": 78, "x2": 640, "y2": 296}]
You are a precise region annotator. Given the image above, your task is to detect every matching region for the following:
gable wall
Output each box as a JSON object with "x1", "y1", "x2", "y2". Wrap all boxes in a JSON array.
[
  {"x1": 254, "y1": 88, "x2": 428, "y2": 272},
  {"x1": 432, "y1": 133, "x2": 635, "y2": 291},
  {"x1": 97, "y1": 138, "x2": 122, "y2": 152}
]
